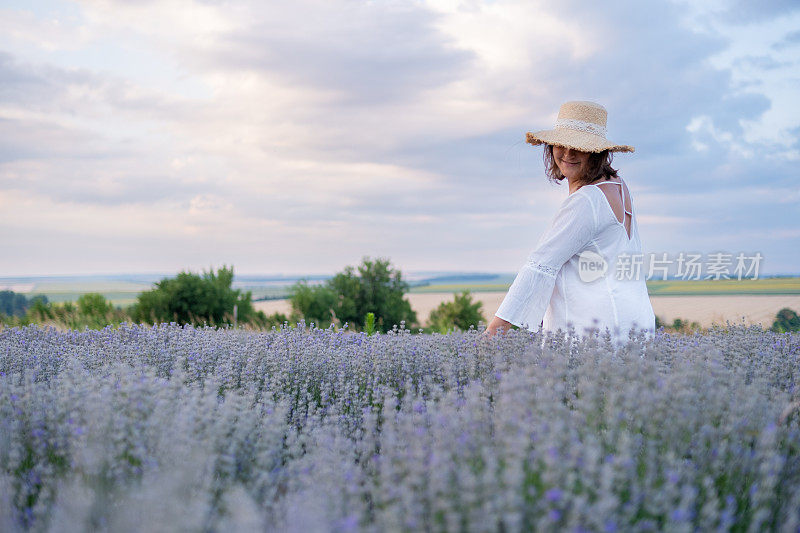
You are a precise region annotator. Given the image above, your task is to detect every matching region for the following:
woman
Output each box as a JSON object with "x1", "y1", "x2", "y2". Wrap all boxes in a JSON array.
[{"x1": 484, "y1": 101, "x2": 655, "y2": 343}]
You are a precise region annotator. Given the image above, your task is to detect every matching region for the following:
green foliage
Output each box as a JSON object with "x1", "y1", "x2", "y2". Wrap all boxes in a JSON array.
[
  {"x1": 288, "y1": 256, "x2": 417, "y2": 333},
  {"x1": 771, "y1": 307, "x2": 800, "y2": 333},
  {"x1": 654, "y1": 315, "x2": 702, "y2": 334},
  {"x1": 365, "y1": 312, "x2": 376, "y2": 335},
  {"x1": 75, "y1": 293, "x2": 117, "y2": 329},
  {"x1": 330, "y1": 257, "x2": 417, "y2": 333},
  {"x1": 20, "y1": 293, "x2": 126, "y2": 330},
  {"x1": 29, "y1": 295, "x2": 49, "y2": 307},
  {"x1": 130, "y1": 266, "x2": 263, "y2": 326},
  {"x1": 427, "y1": 290, "x2": 485, "y2": 334},
  {"x1": 0, "y1": 290, "x2": 30, "y2": 317},
  {"x1": 671, "y1": 317, "x2": 701, "y2": 333},
  {"x1": 287, "y1": 280, "x2": 338, "y2": 329},
  {"x1": 1, "y1": 268, "x2": 274, "y2": 330},
  {"x1": 28, "y1": 297, "x2": 53, "y2": 322},
  {"x1": 77, "y1": 293, "x2": 113, "y2": 317},
  {"x1": 242, "y1": 311, "x2": 291, "y2": 331},
  {"x1": 0, "y1": 291, "x2": 48, "y2": 323},
  {"x1": 329, "y1": 256, "x2": 417, "y2": 333}
]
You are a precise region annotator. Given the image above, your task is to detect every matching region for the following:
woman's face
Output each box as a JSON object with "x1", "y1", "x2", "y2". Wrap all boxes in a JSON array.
[{"x1": 552, "y1": 145, "x2": 590, "y2": 181}]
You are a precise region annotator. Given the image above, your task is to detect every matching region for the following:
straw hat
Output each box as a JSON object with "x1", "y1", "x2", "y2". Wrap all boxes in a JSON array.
[{"x1": 526, "y1": 101, "x2": 634, "y2": 153}]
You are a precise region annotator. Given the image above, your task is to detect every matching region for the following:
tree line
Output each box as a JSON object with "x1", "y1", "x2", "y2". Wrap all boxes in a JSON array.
[
  {"x1": 286, "y1": 257, "x2": 486, "y2": 333},
  {"x1": 4, "y1": 267, "x2": 275, "y2": 330},
  {"x1": 0, "y1": 258, "x2": 487, "y2": 333},
  {"x1": 10, "y1": 258, "x2": 793, "y2": 334}
]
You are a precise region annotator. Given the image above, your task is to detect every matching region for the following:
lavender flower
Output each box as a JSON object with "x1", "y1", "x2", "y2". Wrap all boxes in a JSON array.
[{"x1": 0, "y1": 323, "x2": 797, "y2": 531}]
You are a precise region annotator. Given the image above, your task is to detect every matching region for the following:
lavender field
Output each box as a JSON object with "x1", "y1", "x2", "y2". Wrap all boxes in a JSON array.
[{"x1": 1, "y1": 323, "x2": 799, "y2": 532}]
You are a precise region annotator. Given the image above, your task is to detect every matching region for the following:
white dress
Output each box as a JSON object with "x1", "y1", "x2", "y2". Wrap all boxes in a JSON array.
[{"x1": 495, "y1": 178, "x2": 655, "y2": 344}]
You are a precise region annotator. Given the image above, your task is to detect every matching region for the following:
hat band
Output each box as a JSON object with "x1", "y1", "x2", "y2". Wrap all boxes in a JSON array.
[{"x1": 554, "y1": 118, "x2": 607, "y2": 138}]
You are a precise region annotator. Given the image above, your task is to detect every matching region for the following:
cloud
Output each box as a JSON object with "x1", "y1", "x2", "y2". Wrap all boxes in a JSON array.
[
  {"x1": 204, "y1": 2, "x2": 474, "y2": 105},
  {"x1": 0, "y1": 116, "x2": 107, "y2": 162},
  {"x1": 718, "y1": 0, "x2": 800, "y2": 24},
  {"x1": 0, "y1": 49, "x2": 232, "y2": 206},
  {"x1": 0, "y1": 50, "x2": 91, "y2": 110},
  {"x1": 0, "y1": 5, "x2": 91, "y2": 52},
  {"x1": 0, "y1": 0, "x2": 798, "y2": 275},
  {"x1": 733, "y1": 55, "x2": 793, "y2": 70},
  {"x1": 773, "y1": 29, "x2": 800, "y2": 50}
]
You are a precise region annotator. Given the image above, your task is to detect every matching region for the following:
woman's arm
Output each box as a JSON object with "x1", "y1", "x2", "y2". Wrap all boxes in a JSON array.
[
  {"x1": 483, "y1": 315, "x2": 515, "y2": 338},
  {"x1": 487, "y1": 192, "x2": 600, "y2": 334}
]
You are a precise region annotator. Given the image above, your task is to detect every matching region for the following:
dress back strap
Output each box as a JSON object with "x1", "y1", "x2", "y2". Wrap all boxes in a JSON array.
[
  {"x1": 596, "y1": 179, "x2": 633, "y2": 218},
  {"x1": 620, "y1": 178, "x2": 632, "y2": 216}
]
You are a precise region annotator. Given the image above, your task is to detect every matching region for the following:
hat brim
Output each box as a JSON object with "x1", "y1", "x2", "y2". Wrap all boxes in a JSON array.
[{"x1": 526, "y1": 129, "x2": 634, "y2": 153}]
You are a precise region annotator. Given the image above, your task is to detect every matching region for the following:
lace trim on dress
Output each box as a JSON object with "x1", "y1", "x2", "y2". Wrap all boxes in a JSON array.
[
  {"x1": 526, "y1": 261, "x2": 558, "y2": 278},
  {"x1": 555, "y1": 118, "x2": 607, "y2": 137}
]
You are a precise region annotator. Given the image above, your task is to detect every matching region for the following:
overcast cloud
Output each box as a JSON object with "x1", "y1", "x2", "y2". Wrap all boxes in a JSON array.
[{"x1": 0, "y1": 0, "x2": 798, "y2": 276}]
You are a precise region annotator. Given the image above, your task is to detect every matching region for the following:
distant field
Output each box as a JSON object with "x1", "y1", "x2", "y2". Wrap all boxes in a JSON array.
[
  {"x1": 645, "y1": 277, "x2": 800, "y2": 295},
  {"x1": 19, "y1": 283, "x2": 292, "y2": 307},
  {"x1": 254, "y1": 292, "x2": 800, "y2": 329},
  {"x1": 255, "y1": 276, "x2": 800, "y2": 328},
  {"x1": 7, "y1": 275, "x2": 800, "y2": 308},
  {"x1": 409, "y1": 283, "x2": 512, "y2": 293},
  {"x1": 11, "y1": 279, "x2": 155, "y2": 308},
  {"x1": 648, "y1": 295, "x2": 800, "y2": 328},
  {"x1": 412, "y1": 277, "x2": 800, "y2": 295},
  {"x1": 30, "y1": 280, "x2": 151, "y2": 293},
  {"x1": 247, "y1": 287, "x2": 297, "y2": 300},
  {"x1": 32, "y1": 292, "x2": 140, "y2": 307}
]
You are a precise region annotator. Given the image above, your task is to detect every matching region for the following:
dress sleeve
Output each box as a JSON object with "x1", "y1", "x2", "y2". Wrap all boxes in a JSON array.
[{"x1": 495, "y1": 191, "x2": 598, "y2": 331}]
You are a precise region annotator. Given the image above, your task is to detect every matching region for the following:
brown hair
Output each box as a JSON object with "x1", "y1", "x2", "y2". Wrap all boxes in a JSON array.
[{"x1": 543, "y1": 144, "x2": 619, "y2": 186}]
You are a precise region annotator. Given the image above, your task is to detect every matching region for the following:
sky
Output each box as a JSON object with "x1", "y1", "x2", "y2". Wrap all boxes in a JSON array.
[{"x1": 1, "y1": 0, "x2": 799, "y2": 277}]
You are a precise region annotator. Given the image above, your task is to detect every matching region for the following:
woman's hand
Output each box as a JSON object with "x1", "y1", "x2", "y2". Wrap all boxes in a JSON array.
[{"x1": 482, "y1": 315, "x2": 515, "y2": 338}]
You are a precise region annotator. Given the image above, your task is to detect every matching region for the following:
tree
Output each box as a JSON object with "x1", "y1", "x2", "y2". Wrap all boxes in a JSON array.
[
  {"x1": 29, "y1": 295, "x2": 49, "y2": 307},
  {"x1": 327, "y1": 257, "x2": 417, "y2": 333},
  {"x1": 772, "y1": 307, "x2": 800, "y2": 333},
  {"x1": 0, "y1": 290, "x2": 32, "y2": 317},
  {"x1": 288, "y1": 256, "x2": 417, "y2": 333},
  {"x1": 288, "y1": 280, "x2": 338, "y2": 329},
  {"x1": 75, "y1": 293, "x2": 116, "y2": 329},
  {"x1": 131, "y1": 266, "x2": 263, "y2": 326},
  {"x1": 427, "y1": 290, "x2": 485, "y2": 333},
  {"x1": 77, "y1": 293, "x2": 113, "y2": 317},
  {"x1": 27, "y1": 297, "x2": 54, "y2": 322}
]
